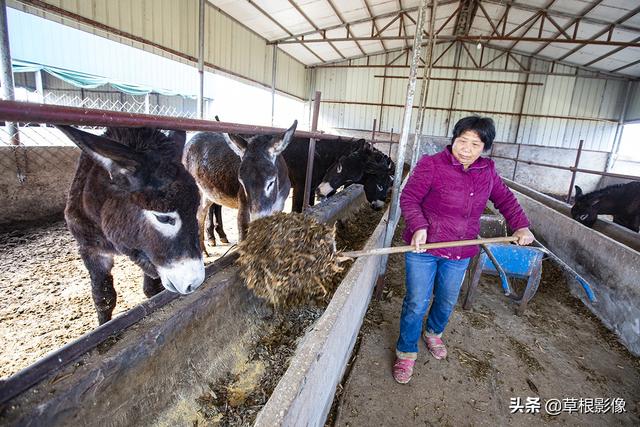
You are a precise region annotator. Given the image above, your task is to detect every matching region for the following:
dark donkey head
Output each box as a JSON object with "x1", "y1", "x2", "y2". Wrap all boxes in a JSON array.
[
  {"x1": 223, "y1": 120, "x2": 297, "y2": 221},
  {"x1": 317, "y1": 143, "x2": 394, "y2": 210},
  {"x1": 59, "y1": 126, "x2": 205, "y2": 295},
  {"x1": 571, "y1": 186, "x2": 600, "y2": 227}
]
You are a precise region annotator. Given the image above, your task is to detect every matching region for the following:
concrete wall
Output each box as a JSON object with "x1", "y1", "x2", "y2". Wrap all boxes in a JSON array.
[
  {"x1": 0, "y1": 146, "x2": 79, "y2": 224},
  {"x1": 513, "y1": 190, "x2": 640, "y2": 356}
]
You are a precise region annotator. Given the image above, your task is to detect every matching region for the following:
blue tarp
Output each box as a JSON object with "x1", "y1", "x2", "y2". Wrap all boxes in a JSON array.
[{"x1": 13, "y1": 59, "x2": 196, "y2": 98}]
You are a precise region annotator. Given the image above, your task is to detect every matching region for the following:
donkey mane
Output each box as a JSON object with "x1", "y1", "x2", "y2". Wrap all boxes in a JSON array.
[
  {"x1": 103, "y1": 127, "x2": 175, "y2": 153},
  {"x1": 578, "y1": 182, "x2": 636, "y2": 201}
]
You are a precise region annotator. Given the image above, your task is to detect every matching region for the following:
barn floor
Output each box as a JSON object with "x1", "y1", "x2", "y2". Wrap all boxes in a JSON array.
[
  {"x1": 330, "y1": 224, "x2": 640, "y2": 426},
  {"x1": 0, "y1": 194, "x2": 291, "y2": 379}
]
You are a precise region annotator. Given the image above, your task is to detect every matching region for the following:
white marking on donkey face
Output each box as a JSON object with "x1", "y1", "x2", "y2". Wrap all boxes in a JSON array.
[
  {"x1": 156, "y1": 257, "x2": 205, "y2": 294},
  {"x1": 249, "y1": 192, "x2": 287, "y2": 222},
  {"x1": 318, "y1": 182, "x2": 334, "y2": 197},
  {"x1": 143, "y1": 210, "x2": 182, "y2": 238}
]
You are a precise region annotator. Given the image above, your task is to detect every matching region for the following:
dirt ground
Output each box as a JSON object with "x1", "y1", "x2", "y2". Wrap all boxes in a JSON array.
[
  {"x1": 330, "y1": 222, "x2": 640, "y2": 427},
  {"x1": 0, "y1": 202, "x2": 247, "y2": 380}
]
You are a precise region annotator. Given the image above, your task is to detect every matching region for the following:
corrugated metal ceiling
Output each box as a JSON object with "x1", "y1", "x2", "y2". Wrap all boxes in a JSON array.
[{"x1": 208, "y1": 0, "x2": 640, "y2": 77}]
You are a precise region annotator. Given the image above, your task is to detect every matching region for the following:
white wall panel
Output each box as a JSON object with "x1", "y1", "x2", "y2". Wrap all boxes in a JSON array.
[
  {"x1": 11, "y1": 0, "x2": 308, "y2": 99},
  {"x1": 314, "y1": 43, "x2": 630, "y2": 153}
]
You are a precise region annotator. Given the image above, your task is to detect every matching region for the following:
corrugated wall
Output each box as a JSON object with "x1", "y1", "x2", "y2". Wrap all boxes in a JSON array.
[
  {"x1": 314, "y1": 43, "x2": 629, "y2": 152},
  {"x1": 11, "y1": 0, "x2": 308, "y2": 100},
  {"x1": 625, "y1": 81, "x2": 640, "y2": 122}
]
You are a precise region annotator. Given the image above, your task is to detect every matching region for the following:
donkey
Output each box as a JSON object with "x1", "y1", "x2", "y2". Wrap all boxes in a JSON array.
[
  {"x1": 60, "y1": 126, "x2": 205, "y2": 325},
  {"x1": 317, "y1": 144, "x2": 395, "y2": 210},
  {"x1": 204, "y1": 144, "x2": 395, "y2": 246},
  {"x1": 183, "y1": 121, "x2": 297, "y2": 252},
  {"x1": 571, "y1": 182, "x2": 640, "y2": 232},
  {"x1": 282, "y1": 137, "x2": 394, "y2": 212}
]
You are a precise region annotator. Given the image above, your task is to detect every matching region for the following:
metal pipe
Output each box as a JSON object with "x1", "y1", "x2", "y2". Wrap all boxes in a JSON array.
[
  {"x1": 511, "y1": 142, "x2": 521, "y2": 181},
  {"x1": 0, "y1": 0, "x2": 19, "y2": 146},
  {"x1": 444, "y1": 42, "x2": 462, "y2": 136},
  {"x1": 511, "y1": 57, "x2": 531, "y2": 177},
  {"x1": 606, "y1": 80, "x2": 632, "y2": 172},
  {"x1": 381, "y1": 0, "x2": 428, "y2": 271},
  {"x1": 197, "y1": 0, "x2": 205, "y2": 119},
  {"x1": 377, "y1": 52, "x2": 389, "y2": 130},
  {"x1": 411, "y1": 0, "x2": 438, "y2": 168},
  {"x1": 270, "y1": 44, "x2": 277, "y2": 126},
  {"x1": 371, "y1": 118, "x2": 376, "y2": 141},
  {"x1": 314, "y1": 99, "x2": 619, "y2": 123},
  {"x1": 303, "y1": 91, "x2": 321, "y2": 211},
  {"x1": 491, "y1": 152, "x2": 640, "y2": 181},
  {"x1": 373, "y1": 75, "x2": 543, "y2": 85},
  {"x1": 566, "y1": 139, "x2": 585, "y2": 202}
]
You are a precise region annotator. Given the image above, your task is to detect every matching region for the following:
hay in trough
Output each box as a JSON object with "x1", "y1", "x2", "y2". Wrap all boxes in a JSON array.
[{"x1": 237, "y1": 212, "x2": 345, "y2": 308}]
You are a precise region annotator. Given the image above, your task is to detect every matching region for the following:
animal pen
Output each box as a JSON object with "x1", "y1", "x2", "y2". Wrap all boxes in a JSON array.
[{"x1": 1, "y1": 0, "x2": 640, "y2": 426}]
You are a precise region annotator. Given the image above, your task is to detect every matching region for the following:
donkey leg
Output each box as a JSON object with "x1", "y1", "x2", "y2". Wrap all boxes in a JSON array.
[
  {"x1": 206, "y1": 204, "x2": 218, "y2": 246},
  {"x1": 80, "y1": 250, "x2": 116, "y2": 325},
  {"x1": 292, "y1": 185, "x2": 304, "y2": 213},
  {"x1": 213, "y1": 203, "x2": 229, "y2": 244},
  {"x1": 143, "y1": 274, "x2": 164, "y2": 298},
  {"x1": 197, "y1": 198, "x2": 212, "y2": 256}
]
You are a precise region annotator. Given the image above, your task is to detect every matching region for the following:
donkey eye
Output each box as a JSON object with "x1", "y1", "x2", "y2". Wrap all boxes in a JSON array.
[
  {"x1": 266, "y1": 180, "x2": 275, "y2": 190},
  {"x1": 578, "y1": 214, "x2": 589, "y2": 221},
  {"x1": 376, "y1": 184, "x2": 383, "y2": 191},
  {"x1": 336, "y1": 163, "x2": 343, "y2": 174},
  {"x1": 155, "y1": 214, "x2": 175, "y2": 225}
]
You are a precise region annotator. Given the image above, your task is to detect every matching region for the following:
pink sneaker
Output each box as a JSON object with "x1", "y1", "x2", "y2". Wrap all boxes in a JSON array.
[
  {"x1": 424, "y1": 335, "x2": 447, "y2": 360},
  {"x1": 392, "y1": 358, "x2": 415, "y2": 384}
]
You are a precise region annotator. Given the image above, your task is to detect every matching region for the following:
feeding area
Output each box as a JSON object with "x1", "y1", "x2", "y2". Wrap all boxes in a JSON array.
[{"x1": 1, "y1": 0, "x2": 640, "y2": 426}]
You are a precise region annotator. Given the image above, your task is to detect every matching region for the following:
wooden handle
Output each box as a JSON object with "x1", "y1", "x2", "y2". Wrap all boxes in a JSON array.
[{"x1": 340, "y1": 236, "x2": 519, "y2": 258}]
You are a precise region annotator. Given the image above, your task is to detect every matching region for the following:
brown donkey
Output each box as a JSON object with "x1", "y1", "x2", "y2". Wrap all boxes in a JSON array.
[
  {"x1": 183, "y1": 120, "x2": 297, "y2": 253},
  {"x1": 60, "y1": 126, "x2": 205, "y2": 325}
]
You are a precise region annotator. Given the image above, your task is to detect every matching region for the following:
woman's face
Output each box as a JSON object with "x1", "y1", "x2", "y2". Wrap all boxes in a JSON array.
[{"x1": 452, "y1": 130, "x2": 485, "y2": 168}]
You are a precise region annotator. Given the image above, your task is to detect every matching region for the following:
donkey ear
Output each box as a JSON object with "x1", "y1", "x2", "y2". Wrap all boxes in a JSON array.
[
  {"x1": 56, "y1": 125, "x2": 143, "y2": 178},
  {"x1": 271, "y1": 120, "x2": 297, "y2": 155},
  {"x1": 574, "y1": 186, "x2": 583, "y2": 197},
  {"x1": 223, "y1": 133, "x2": 248, "y2": 158}
]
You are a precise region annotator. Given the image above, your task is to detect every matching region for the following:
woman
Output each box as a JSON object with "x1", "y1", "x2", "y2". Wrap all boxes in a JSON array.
[{"x1": 393, "y1": 116, "x2": 534, "y2": 384}]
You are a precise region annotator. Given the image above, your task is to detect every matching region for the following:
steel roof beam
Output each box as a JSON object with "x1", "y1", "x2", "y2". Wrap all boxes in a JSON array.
[
  {"x1": 288, "y1": 0, "x2": 344, "y2": 60},
  {"x1": 325, "y1": 0, "x2": 366, "y2": 56},
  {"x1": 272, "y1": 0, "x2": 460, "y2": 44},
  {"x1": 530, "y1": 0, "x2": 603, "y2": 57},
  {"x1": 483, "y1": 0, "x2": 640, "y2": 33},
  {"x1": 245, "y1": 0, "x2": 326, "y2": 63},
  {"x1": 584, "y1": 35, "x2": 640, "y2": 67},
  {"x1": 556, "y1": 4, "x2": 640, "y2": 62},
  {"x1": 363, "y1": 0, "x2": 387, "y2": 52}
]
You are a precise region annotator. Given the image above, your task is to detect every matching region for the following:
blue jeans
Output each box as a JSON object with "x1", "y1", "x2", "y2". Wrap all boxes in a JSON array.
[{"x1": 396, "y1": 252, "x2": 470, "y2": 354}]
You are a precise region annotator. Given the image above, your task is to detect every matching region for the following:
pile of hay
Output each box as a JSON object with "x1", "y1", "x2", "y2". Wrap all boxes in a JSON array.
[{"x1": 237, "y1": 212, "x2": 344, "y2": 308}]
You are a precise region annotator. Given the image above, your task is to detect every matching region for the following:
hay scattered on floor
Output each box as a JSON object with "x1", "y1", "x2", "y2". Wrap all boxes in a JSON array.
[{"x1": 237, "y1": 212, "x2": 344, "y2": 308}]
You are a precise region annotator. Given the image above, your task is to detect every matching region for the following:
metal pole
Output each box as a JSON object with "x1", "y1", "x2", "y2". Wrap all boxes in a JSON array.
[
  {"x1": 444, "y1": 41, "x2": 462, "y2": 136},
  {"x1": 511, "y1": 143, "x2": 521, "y2": 181},
  {"x1": 380, "y1": 0, "x2": 428, "y2": 272},
  {"x1": 35, "y1": 69, "x2": 44, "y2": 103},
  {"x1": 377, "y1": 53, "x2": 389, "y2": 130},
  {"x1": 197, "y1": 0, "x2": 205, "y2": 119},
  {"x1": 606, "y1": 79, "x2": 632, "y2": 172},
  {"x1": 371, "y1": 118, "x2": 377, "y2": 141},
  {"x1": 411, "y1": 0, "x2": 438, "y2": 168},
  {"x1": 144, "y1": 93, "x2": 150, "y2": 114},
  {"x1": 303, "y1": 91, "x2": 321, "y2": 211},
  {"x1": 271, "y1": 44, "x2": 278, "y2": 126},
  {"x1": 388, "y1": 127, "x2": 394, "y2": 157},
  {"x1": 566, "y1": 139, "x2": 584, "y2": 203},
  {"x1": 0, "y1": 0, "x2": 19, "y2": 146}
]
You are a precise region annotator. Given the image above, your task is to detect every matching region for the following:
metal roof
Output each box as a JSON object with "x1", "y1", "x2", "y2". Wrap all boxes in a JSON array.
[{"x1": 208, "y1": 0, "x2": 640, "y2": 77}]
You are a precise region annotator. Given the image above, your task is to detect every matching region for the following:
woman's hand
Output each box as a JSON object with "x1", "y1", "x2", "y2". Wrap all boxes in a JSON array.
[
  {"x1": 513, "y1": 227, "x2": 534, "y2": 245},
  {"x1": 411, "y1": 229, "x2": 427, "y2": 253}
]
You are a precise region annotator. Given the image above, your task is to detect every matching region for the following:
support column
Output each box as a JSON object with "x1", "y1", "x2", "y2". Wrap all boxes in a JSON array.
[
  {"x1": 271, "y1": 44, "x2": 277, "y2": 126},
  {"x1": 606, "y1": 80, "x2": 632, "y2": 172},
  {"x1": 197, "y1": 0, "x2": 205, "y2": 119}
]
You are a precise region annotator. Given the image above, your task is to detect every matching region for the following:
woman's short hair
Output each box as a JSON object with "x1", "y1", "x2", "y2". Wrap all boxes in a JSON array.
[{"x1": 451, "y1": 116, "x2": 496, "y2": 151}]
